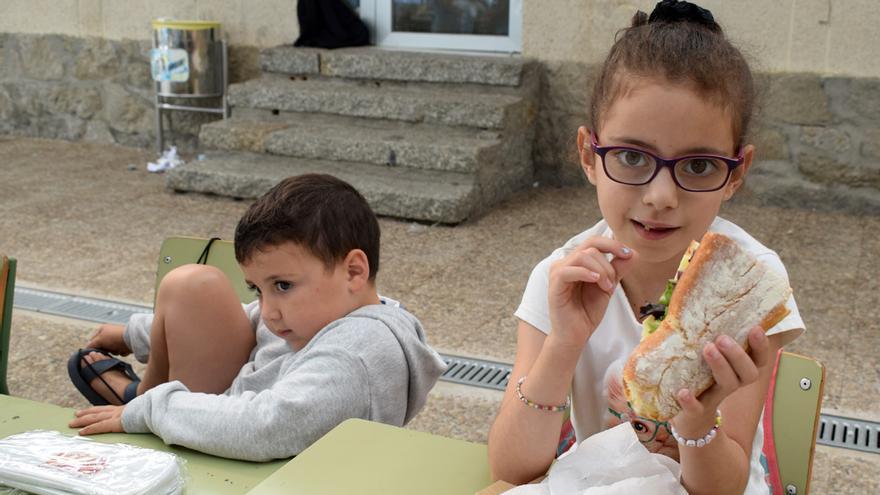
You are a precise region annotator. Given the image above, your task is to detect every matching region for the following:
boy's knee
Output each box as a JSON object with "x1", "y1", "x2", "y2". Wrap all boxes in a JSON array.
[{"x1": 158, "y1": 264, "x2": 231, "y2": 302}]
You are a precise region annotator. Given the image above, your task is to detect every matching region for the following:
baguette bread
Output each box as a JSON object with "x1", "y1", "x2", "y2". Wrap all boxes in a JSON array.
[{"x1": 622, "y1": 232, "x2": 791, "y2": 421}]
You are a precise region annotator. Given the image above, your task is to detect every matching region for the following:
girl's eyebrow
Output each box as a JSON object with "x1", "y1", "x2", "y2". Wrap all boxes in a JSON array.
[{"x1": 606, "y1": 136, "x2": 730, "y2": 156}]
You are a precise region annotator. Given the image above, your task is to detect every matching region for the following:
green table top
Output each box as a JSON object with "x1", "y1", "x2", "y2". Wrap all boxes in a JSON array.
[
  {"x1": 248, "y1": 418, "x2": 493, "y2": 495},
  {"x1": 0, "y1": 395, "x2": 287, "y2": 494}
]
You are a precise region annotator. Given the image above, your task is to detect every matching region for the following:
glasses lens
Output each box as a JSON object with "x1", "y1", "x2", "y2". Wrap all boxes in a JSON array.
[
  {"x1": 604, "y1": 149, "x2": 656, "y2": 184},
  {"x1": 674, "y1": 157, "x2": 729, "y2": 191},
  {"x1": 630, "y1": 419, "x2": 657, "y2": 443}
]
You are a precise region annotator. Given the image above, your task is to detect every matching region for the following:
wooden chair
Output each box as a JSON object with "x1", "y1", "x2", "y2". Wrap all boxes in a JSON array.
[{"x1": 0, "y1": 255, "x2": 17, "y2": 395}]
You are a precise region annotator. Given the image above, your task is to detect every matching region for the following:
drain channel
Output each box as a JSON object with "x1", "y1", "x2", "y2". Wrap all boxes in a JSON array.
[
  {"x1": 12, "y1": 285, "x2": 880, "y2": 454},
  {"x1": 12, "y1": 286, "x2": 512, "y2": 391}
]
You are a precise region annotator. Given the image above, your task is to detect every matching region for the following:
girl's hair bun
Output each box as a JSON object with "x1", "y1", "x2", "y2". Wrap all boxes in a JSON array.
[{"x1": 644, "y1": 0, "x2": 721, "y2": 33}]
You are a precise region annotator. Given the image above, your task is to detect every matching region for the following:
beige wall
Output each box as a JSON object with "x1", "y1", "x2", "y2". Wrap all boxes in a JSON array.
[
  {"x1": 522, "y1": 0, "x2": 880, "y2": 77},
  {"x1": 1, "y1": 0, "x2": 878, "y2": 78},
  {"x1": 0, "y1": 0, "x2": 300, "y2": 47}
]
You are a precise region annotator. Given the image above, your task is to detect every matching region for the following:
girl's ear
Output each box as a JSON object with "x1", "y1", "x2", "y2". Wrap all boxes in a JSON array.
[
  {"x1": 577, "y1": 126, "x2": 598, "y2": 185},
  {"x1": 722, "y1": 143, "x2": 754, "y2": 201},
  {"x1": 343, "y1": 249, "x2": 371, "y2": 290}
]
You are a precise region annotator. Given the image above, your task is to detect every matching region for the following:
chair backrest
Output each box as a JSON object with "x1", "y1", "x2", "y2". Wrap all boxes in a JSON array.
[
  {"x1": 1, "y1": 256, "x2": 17, "y2": 395},
  {"x1": 763, "y1": 350, "x2": 825, "y2": 495},
  {"x1": 155, "y1": 237, "x2": 256, "y2": 306}
]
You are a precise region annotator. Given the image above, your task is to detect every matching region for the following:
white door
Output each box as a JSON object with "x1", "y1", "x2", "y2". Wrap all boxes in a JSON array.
[{"x1": 353, "y1": 0, "x2": 522, "y2": 53}]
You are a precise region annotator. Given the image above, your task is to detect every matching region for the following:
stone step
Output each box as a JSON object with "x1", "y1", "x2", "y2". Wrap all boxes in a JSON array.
[
  {"x1": 261, "y1": 46, "x2": 531, "y2": 87},
  {"x1": 200, "y1": 111, "x2": 503, "y2": 174},
  {"x1": 227, "y1": 75, "x2": 526, "y2": 130},
  {"x1": 165, "y1": 151, "x2": 479, "y2": 223}
]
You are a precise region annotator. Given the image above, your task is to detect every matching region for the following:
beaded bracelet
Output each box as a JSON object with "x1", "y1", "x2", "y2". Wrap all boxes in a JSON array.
[
  {"x1": 670, "y1": 409, "x2": 723, "y2": 448},
  {"x1": 515, "y1": 376, "x2": 570, "y2": 413}
]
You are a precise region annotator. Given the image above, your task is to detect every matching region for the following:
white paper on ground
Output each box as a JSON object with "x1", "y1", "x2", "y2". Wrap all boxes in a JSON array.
[
  {"x1": 504, "y1": 423, "x2": 687, "y2": 495},
  {"x1": 0, "y1": 430, "x2": 186, "y2": 495},
  {"x1": 147, "y1": 146, "x2": 184, "y2": 173}
]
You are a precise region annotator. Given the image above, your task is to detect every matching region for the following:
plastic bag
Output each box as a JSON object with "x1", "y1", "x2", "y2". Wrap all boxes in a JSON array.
[
  {"x1": 504, "y1": 423, "x2": 687, "y2": 495},
  {"x1": 0, "y1": 430, "x2": 186, "y2": 495}
]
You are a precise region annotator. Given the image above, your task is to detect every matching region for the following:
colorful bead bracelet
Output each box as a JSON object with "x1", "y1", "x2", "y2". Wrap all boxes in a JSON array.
[
  {"x1": 670, "y1": 409, "x2": 723, "y2": 448},
  {"x1": 515, "y1": 375, "x2": 570, "y2": 413}
]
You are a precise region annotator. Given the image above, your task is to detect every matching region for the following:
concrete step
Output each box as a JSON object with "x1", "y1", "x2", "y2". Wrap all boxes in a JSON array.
[
  {"x1": 165, "y1": 151, "x2": 479, "y2": 223},
  {"x1": 260, "y1": 46, "x2": 532, "y2": 87},
  {"x1": 200, "y1": 111, "x2": 503, "y2": 174},
  {"x1": 227, "y1": 75, "x2": 527, "y2": 130}
]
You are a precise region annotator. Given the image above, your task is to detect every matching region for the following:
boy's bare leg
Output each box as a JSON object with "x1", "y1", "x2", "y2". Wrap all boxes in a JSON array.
[
  {"x1": 138, "y1": 264, "x2": 255, "y2": 394},
  {"x1": 80, "y1": 264, "x2": 255, "y2": 403}
]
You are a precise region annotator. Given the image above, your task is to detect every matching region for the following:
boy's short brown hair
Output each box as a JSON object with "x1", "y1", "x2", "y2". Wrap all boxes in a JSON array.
[{"x1": 234, "y1": 174, "x2": 380, "y2": 281}]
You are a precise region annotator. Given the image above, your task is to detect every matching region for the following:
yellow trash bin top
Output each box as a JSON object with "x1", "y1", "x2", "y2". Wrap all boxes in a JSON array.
[{"x1": 152, "y1": 20, "x2": 221, "y2": 31}]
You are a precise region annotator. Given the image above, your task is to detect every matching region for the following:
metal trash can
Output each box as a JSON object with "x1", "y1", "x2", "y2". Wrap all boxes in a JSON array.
[
  {"x1": 151, "y1": 19, "x2": 228, "y2": 152},
  {"x1": 151, "y1": 20, "x2": 223, "y2": 97}
]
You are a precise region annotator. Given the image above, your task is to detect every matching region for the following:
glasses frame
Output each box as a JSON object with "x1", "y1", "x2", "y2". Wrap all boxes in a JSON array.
[
  {"x1": 589, "y1": 131, "x2": 745, "y2": 192},
  {"x1": 607, "y1": 405, "x2": 673, "y2": 444}
]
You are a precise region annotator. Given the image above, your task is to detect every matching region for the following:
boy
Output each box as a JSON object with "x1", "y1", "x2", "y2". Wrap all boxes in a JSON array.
[{"x1": 67, "y1": 174, "x2": 447, "y2": 461}]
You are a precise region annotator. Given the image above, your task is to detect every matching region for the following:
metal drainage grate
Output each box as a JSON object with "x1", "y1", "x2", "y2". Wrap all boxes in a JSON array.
[
  {"x1": 440, "y1": 355, "x2": 511, "y2": 391},
  {"x1": 13, "y1": 286, "x2": 151, "y2": 325},
  {"x1": 817, "y1": 414, "x2": 880, "y2": 454},
  {"x1": 13, "y1": 286, "x2": 513, "y2": 391}
]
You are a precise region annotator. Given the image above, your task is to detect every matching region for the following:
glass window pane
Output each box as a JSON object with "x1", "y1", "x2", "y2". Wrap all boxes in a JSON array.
[{"x1": 392, "y1": 0, "x2": 509, "y2": 35}]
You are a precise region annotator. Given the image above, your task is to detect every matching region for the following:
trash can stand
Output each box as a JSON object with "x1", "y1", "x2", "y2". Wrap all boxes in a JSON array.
[{"x1": 152, "y1": 20, "x2": 229, "y2": 153}]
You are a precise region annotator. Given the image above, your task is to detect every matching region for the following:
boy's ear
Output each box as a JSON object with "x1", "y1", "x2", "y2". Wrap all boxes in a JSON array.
[
  {"x1": 342, "y1": 249, "x2": 371, "y2": 290},
  {"x1": 577, "y1": 126, "x2": 598, "y2": 185},
  {"x1": 722, "y1": 143, "x2": 754, "y2": 201}
]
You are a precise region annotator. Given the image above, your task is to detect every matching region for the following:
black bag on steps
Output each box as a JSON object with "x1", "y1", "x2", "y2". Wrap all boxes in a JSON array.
[{"x1": 294, "y1": 0, "x2": 370, "y2": 49}]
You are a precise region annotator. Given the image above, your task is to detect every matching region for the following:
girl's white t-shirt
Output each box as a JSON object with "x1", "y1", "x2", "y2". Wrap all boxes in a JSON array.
[{"x1": 515, "y1": 217, "x2": 805, "y2": 495}]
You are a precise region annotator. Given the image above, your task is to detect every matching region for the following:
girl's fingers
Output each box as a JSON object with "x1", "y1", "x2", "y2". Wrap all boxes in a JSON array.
[
  {"x1": 675, "y1": 388, "x2": 705, "y2": 416},
  {"x1": 747, "y1": 326, "x2": 770, "y2": 369},
  {"x1": 571, "y1": 237, "x2": 634, "y2": 261},
  {"x1": 554, "y1": 266, "x2": 602, "y2": 286},
  {"x1": 704, "y1": 340, "x2": 742, "y2": 393},
  {"x1": 715, "y1": 334, "x2": 760, "y2": 385}
]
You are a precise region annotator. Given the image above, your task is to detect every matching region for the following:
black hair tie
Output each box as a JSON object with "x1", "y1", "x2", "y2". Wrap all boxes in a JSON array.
[{"x1": 647, "y1": 0, "x2": 721, "y2": 32}]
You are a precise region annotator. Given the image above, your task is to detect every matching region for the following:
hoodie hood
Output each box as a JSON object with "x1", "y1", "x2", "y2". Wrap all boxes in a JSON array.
[{"x1": 341, "y1": 301, "x2": 447, "y2": 423}]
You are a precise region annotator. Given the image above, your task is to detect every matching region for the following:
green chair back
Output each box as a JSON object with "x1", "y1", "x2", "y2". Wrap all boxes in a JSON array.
[
  {"x1": 155, "y1": 237, "x2": 255, "y2": 306},
  {"x1": 1, "y1": 256, "x2": 17, "y2": 395},
  {"x1": 769, "y1": 351, "x2": 825, "y2": 495}
]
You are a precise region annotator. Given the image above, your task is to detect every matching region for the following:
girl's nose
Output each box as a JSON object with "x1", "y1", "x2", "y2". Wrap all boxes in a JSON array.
[{"x1": 641, "y1": 167, "x2": 679, "y2": 210}]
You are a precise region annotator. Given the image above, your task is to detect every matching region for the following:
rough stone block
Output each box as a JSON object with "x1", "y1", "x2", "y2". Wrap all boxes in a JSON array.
[
  {"x1": 260, "y1": 46, "x2": 320, "y2": 75},
  {"x1": 320, "y1": 48, "x2": 527, "y2": 86},
  {"x1": 765, "y1": 73, "x2": 833, "y2": 125},
  {"x1": 17, "y1": 35, "x2": 66, "y2": 81},
  {"x1": 83, "y1": 120, "x2": 116, "y2": 144},
  {"x1": 861, "y1": 128, "x2": 880, "y2": 159},
  {"x1": 74, "y1": 37, "x2": 121, "y2": 80},
  {"x1": 752, "y1": 126, "x2": 789, "y2": 161},
  {"x1": 229, "y1": 45, "x2": 262, "y2": 83},
  {"x1": 797, "y1": 153, "x2": 880, "y2": 189},
  {"x1": 825, "y1": 76, "x2": 880, "y2": 124},
  {"x1": 0, "y1": 34, "x2": 23, "y2": 79},
  {"x1": 200, "y1": 119, "x2": 290, "y2": 152},
  {"x1": 799, "y1": 126, "x2": 853, "y2": 154},
  {"x1": 102, "y1": 83, "x2": 152, "y2": 134}
]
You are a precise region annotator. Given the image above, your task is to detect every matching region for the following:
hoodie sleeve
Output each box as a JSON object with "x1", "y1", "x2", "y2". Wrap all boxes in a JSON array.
[
  {"x1": 121, "y1": 345, "x2": 371, "y2": 461},
  {"x1": 123, "y1": 313, "x2": 153, "y2": 364}
]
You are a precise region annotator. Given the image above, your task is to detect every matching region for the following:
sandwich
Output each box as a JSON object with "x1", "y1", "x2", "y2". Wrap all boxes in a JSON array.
[{"x1": 622, "y1": 232, "x2": 791, "y2": 421}]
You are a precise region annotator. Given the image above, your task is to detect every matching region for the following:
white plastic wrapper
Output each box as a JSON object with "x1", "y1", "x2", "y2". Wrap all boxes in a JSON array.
[
  {"x1": 504, "y1": 423, "x2": 687, "y2": 495},
  {"x1": 0, "y1": 430, "x2": 186, "y2": 495}
]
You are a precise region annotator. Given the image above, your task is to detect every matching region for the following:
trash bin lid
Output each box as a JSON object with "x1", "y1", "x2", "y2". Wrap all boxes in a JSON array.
[{"x1": 152, "y1": 19, "x2": 220, "y2": 31}]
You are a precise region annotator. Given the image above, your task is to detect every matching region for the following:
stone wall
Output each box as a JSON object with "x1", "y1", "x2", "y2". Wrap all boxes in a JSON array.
[
  {"x1": 533, "y1": 61, "x2": 880, "y2": 197},
  {"x1": 0, "y1": 33, "x2": 259, "y2": 151}
]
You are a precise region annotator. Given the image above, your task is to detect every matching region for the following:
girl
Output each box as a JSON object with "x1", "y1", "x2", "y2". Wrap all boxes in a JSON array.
[{"x1": 487, "y1": 2, "x2": 804, "y2": 494}]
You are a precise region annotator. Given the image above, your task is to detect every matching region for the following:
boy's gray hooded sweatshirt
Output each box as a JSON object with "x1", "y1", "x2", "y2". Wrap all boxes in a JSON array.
[{"x1": 121, "y1": 301, "x2": 446, "y2": 461}]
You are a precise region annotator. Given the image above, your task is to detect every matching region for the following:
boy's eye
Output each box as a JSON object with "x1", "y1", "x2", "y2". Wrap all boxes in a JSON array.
[
  {"x1": 631, "y1": 420, "x2": 650, "y2": 433},
  {"x1": 612, "y1": 149, "x2": 650, "y2": 168},
  {"x1": 274, "y1": 281, "x2": 292, "y2": 292},
  {"x1": 680, "y1": 158, "x2": 720, "y2": 176},
  {"x1": 247, "y1": 284, "x2": 262, "y2": 296}
]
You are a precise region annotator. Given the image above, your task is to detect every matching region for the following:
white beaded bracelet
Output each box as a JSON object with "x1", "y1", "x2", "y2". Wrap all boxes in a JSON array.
[{"x1": 670, "y1": 409, "x2": 723, "y2": 448}]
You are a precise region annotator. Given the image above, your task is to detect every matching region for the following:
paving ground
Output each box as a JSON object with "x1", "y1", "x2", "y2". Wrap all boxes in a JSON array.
[{"x1": 1, "y1": 136, "x2": 877, "y2": 493}]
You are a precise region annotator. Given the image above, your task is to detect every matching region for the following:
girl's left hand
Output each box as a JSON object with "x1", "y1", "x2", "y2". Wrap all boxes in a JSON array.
[
  {"x1": 671, "y1": 326, "x2": 771, "y2": 436},
  {"x1": 69, "y1": 405, "x2": 125, "y2": 435}
]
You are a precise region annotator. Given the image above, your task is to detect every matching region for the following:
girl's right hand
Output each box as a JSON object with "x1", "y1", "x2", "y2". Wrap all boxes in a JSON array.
[
  {"x1": 547, "y1": 238, "x2": 636, "y2": 349},
  {"x1": 85, "y1": 324, "x2": 131, "y2": 356}
]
